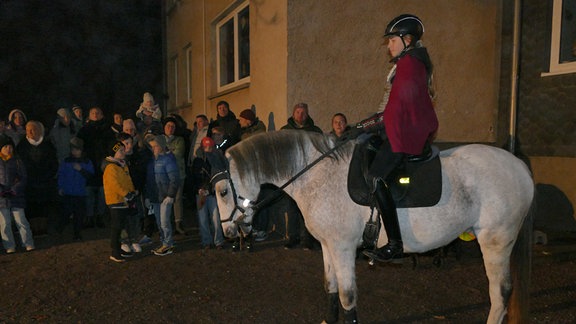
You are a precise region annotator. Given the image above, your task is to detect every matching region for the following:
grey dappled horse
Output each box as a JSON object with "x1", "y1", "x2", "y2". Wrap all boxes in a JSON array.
[{"x1": 213, "y1": 130, "x2": 534, "y2": 324}]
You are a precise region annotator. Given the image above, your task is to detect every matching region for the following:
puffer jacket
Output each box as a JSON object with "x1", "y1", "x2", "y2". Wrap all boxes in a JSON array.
[
  {"x1": 150, "y1": 152, "x2": 180, "y2": 202},
  {"x1": 0, "y1": 154, "x2": 27, "y2": 209}
]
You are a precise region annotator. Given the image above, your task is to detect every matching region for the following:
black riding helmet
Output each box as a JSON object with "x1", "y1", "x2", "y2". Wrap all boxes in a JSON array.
[{"x1": 384, "y1": 14, "x2": 424, "y2": 41}]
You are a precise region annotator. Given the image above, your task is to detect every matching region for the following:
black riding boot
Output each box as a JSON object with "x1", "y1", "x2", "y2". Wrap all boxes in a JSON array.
[{"x1": 363, "y1": 180, "x2": 403, "y2": 262}]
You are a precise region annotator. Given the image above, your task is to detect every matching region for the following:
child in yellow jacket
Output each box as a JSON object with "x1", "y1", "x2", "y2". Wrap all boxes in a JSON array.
[{"x1": 103, "y1": 140, "x2": 137, "y2": 263}]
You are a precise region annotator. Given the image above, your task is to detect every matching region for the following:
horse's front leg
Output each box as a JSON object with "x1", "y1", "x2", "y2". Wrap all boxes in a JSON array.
[
  {"x1": 321, "y1": 241, "x2": 359, "y2": 324},
  {"x1": 321, "y1": 243, "x2": 339, "y2": 324}
]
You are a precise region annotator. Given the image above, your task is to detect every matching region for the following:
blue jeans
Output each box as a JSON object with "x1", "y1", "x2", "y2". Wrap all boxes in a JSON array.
[
  {"x1": 196, "y1": 194, "x2": 224, "y2": 247},
  {"x1": 152, "y1": 201, "x2": 173, "y2": 247},
  {"x1": 0, "y1": 207, "x2": 35, "y2": 250}
]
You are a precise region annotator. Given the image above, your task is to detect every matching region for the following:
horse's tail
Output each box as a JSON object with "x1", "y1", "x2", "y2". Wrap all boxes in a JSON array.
[{"x1": 507, "y1": 186, "x2": 536, "y2": 323}]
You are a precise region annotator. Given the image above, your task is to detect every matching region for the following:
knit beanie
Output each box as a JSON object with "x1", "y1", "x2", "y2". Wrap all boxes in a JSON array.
[
  {"x1": 57, "y1": 108, "x2": 69, "y2": 118},
  {"x1": 0, "y1": 135, "x2": 14, "y2": 149},
  {"x1": 70, "y1": 137, "x2": 84, "y2": 150},
  {"x1": 108, "y1": 140, "x2": 125, "y2": 157},
  {"x1": 148, "y1": 135, "x2": 167, "y2": 151},
  {"x1": 239, "y1": 109, "x2": 256, "y2": 122}
]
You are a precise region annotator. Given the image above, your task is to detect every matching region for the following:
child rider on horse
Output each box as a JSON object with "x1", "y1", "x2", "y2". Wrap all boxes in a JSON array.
[{"x1": 345, "y1": 14, "x2": 439, "y2": 263}]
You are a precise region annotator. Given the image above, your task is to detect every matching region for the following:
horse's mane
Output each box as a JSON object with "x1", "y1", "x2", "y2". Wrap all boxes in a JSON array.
[{"x1": 226, "y1": 130, "x2": 351, "y2": 185}]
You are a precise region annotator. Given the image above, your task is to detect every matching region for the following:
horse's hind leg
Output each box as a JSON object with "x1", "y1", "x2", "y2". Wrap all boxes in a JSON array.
[{"x1": 478, "y1": 234, "x2": 515, "y2": 324}]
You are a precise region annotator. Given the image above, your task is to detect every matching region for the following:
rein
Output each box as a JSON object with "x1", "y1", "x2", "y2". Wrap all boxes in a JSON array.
[{"x1": 217, "y1": 138, "x2": 350, "y2": 228}]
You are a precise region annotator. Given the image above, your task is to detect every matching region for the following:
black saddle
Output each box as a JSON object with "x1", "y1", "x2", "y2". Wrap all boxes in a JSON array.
[{"x1": 347, "y1": 135, "x2": 442, "y2": 208}]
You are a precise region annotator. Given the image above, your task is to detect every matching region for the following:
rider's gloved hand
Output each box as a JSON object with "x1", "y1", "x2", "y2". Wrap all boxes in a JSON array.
[{"x1": 338, "y1": 125, "x2": 365, "y2": 142}]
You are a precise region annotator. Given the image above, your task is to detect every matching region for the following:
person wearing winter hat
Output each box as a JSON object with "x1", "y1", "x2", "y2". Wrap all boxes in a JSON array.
[
  {"x1": 136, "y1": 92, "x2": 162, "y2": 121},
  {"x1": 5, "y1": 108, "x2": 27, "y2": 146},
  {"x1": 71, "y1": 105, "x2": 84, "y2": 129},
  {"x1": 190, "y1": 136, "x2": 225, "y2": 250},
  {"x1": 102, "y1": 140, "x2": 138, "y2": 263},
  {"x1": 0, "y1": 135, "x2": 35, "y2": 253},
  {"x1": 238, "y1": 108, "x2": 266, "y2": 141},
  {"x1": 57, "y1": 136, "x2": 94, "y2": 241},
  {"x1": 49, "y1": 107, "x2": 77, "y2": 163},
  {"x1": 146, "y1": 135, "x2": 180, "y2": 256}
]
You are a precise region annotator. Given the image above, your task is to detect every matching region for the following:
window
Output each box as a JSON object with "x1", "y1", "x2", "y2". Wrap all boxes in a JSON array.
[
  {"x1": 185, "y1": 45, "x2": 192, "y2": 103},
  {"x1": 543, "y1": 0, "x2": 576, "y2": 76},
  {"x1": 216, "y1": 1, "x2": 250, "y2": 92},
  {"x1": 171, "y1": 55, "x2": 178, "y2": 106}
]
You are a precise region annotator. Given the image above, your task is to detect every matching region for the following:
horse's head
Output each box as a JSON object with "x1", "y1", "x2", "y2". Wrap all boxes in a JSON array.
[{"x1": 212, "y1": 169, "x2": 257, "y2": 238}]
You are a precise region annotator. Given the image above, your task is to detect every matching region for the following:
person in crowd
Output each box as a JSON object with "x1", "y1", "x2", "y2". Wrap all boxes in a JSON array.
[
  {"x1": 191, "y1": 136, "x2": 225, "y2": 250},
  {"x1": 186, "y1": 114, "x2": 209, "y2": 202},
  {"x1": 125, "y1": 121, "x2": 156, "y2": 246},
  {"x1": 329, "y1": 113, "x2": 350, "y2": 139},
  {"x1": 238, "y1": 108, "x2": 266, "y2": 140},
  {"x1": 207, "y1": 100, "x2": 241, "y2": 146},
  {"x1": 136, "y1": 92, "x2": 162, "y2": 122},
  {"x1": 71, "y1": 104, "x2": 85, "y2": 130},
  {"x1": 278, "y1": 102, "x2": 321, "y2": 249},
  {"x1": 146, "y1": 135, "x2": 179, "y2": 256},
  {"x1": 5, "y1": 108, "x2": 27, "y2": 146},
  {"x1": 117, "y1": 132, "x2": 149, "y2": 254},
  {"x1": 102, "y1": 140, "x2": 138, "y2": 263},
  {"x1": 57, "y1": 137, "x2": 94, "y2": 241},
  {"x1": 110, "y1": 112, "x2": 124, "y2": 134},
  {"x1": 188, "y1": 115, "x2": 209, "y2": 162},
  {"x1": 280, "y1": 102, "x2": 322, "y2": 133},
  {"x1": 0, "y1": 136, "x2": 34, "y2": 253},
  {"x1": 49, "y1": 108, "x2": 77, "y2": 163},
  {"x1": 346, "y1": 14, "x2": 439, "y2": 263},
  {"x1": 16, "y1": 120, "x2": 59, "y2": 234},
  {"x1": 76, "y1": 107, "x2": 115, "y2": 228},
  {"x1": 162, "y1": 116, "x2": 187, "y2": 235}
]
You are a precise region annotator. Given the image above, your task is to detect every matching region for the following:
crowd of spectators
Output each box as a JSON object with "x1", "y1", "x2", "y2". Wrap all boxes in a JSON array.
[{"x1": 0, "y1": 94, "x2": 350, "y2": 262}]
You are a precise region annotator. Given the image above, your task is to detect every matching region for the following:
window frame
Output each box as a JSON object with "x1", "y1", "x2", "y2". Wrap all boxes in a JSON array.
[
  {"x1": 542, "y1": 0, "x2": 576, "y2": 76},
  {"x1": 171, "y1": 55, "x2": 179, "y2": 106},
  {"x1": 215, "y1": 1, "x2": 250, "y2": 92},
  {"x1": 185, "y1": 44, "x2": 193, "y2": 103}
]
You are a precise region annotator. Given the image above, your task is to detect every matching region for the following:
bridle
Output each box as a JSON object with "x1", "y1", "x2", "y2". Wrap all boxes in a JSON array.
[{"x1": 213, "y1": 138, "x2": 350, "y2": 233}]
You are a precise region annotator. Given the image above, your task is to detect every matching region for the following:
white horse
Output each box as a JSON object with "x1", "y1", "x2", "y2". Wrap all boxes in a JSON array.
[{"x1": 213, "y1": 130, "x2": 534, "y2": 324}]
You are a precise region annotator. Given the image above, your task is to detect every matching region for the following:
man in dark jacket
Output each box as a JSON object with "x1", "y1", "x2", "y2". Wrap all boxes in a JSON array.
[{"x1": 207, "y1": 101, "x2": 241, "y2": 147}]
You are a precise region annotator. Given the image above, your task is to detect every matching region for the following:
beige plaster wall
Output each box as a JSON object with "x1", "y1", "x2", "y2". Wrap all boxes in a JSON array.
[
  {"x1": 287, "y1": 0, "x2": 501, "y2": 139},
  {"x1": 530, "y1": 156, "x2": 576, "y2": 218},
  {"x1": 165, "y1": 0, "x2": 287, "y2": 127}
]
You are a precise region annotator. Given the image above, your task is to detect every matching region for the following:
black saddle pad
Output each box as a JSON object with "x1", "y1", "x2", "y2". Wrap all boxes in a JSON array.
[{"x1": 347, "y1": 137, "x2": 442, "y2": 208}]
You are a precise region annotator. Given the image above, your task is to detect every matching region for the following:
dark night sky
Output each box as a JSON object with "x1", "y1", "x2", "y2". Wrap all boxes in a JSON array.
[{"x1": 0, "y1": 0, "x2": 163, "y2": 127}]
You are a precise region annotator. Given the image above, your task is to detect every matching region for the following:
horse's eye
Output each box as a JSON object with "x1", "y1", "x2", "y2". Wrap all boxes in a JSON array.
[{"x1": 219, "y1": 189, "x2": 228, "y2": 197}]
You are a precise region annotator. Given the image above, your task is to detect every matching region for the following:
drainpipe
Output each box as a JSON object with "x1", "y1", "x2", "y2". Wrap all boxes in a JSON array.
[
  {"x1": 508, "y1": 0, "x2": 522, "y2": 154},
  {"x1": 161, "y1": 0, "x2": 168, "y2": 115}
]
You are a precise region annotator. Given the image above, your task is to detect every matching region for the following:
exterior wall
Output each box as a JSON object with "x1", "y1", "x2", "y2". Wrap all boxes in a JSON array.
[
  {"x1": 517, "y1": 0, "x2": 576, "y2": 218},
  {"x1": 164, "y1": 0, "x2": 287, "y2": 128},
  {"x1": 286, "y1": 0, "x2": 502, "y2": 138}
]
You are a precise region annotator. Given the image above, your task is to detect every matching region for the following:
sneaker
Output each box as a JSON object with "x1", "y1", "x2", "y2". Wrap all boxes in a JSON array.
[
  {"x1": 6, "y1": 248, "x2": 15, "y2": 254},
  {"x1": 109, "y1": 255, "x2": 126, "y2": 263},
  {"x1": 25, "y1": 246, "x2": 35, "y2": 252},
  {"x1": 139, "y1": 235, "x2": 153, "y2": 246},
  {"x1": 121, "y1": 250, "x2": 134, "y2": 258},
  {"x1": 253, "y1": 230, "x2": 268, "y2": 242},
  {"x1": 152, "y1": 245, "x2": 174, "y2": 256},
  {"x1": 121, "y1": 243, "x2": 132, "y2": 253},
  {"x1": 131, "y1": 243, "x2": 142, "y2": 253}
]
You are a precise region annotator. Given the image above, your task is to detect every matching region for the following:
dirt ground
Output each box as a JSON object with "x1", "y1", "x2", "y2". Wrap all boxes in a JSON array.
[{"x1": 2, "y1": 216, "x2": 576, "y2": 324}]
